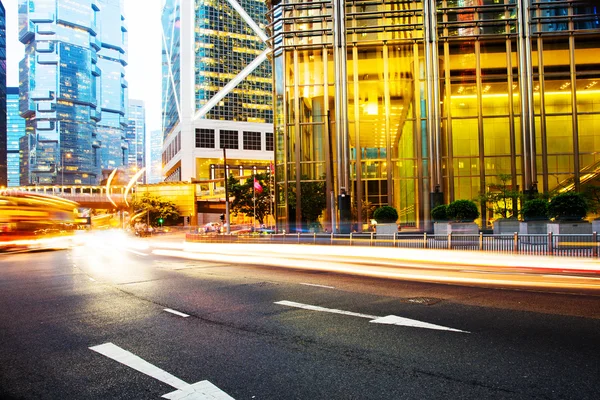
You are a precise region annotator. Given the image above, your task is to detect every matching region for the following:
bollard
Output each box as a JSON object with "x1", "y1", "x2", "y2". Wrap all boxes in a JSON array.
[
  {"x1": 513, "y1": 232, "x2": 518, "y2": 253},
  {"x1": 448, "y1": 233, "x2": 452, "y2": 250},
  {"x1": 479, "y1": 232, "x2": 483, "y2": 251},
  {"x1": 547, "y1": 232, "x2": 553, "y2": 255},
  {"x1": 423, "y1": 232, "x2": 428, "y2": 249},
  {"x1": 594, "y1": 232, "x2": 598, "y2": 258},
  {"x1": 350, "y1": 232, "x2": 353, "y2": 246}
]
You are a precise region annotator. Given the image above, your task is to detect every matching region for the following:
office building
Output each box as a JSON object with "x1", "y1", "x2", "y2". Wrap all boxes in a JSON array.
[
  {"x1": 18, "y1": 0, "x2": 128, "y2": 185},
  {"x1": 126, "y1": 99, "x2": 146, "y2": 180},
  {"x1": 161, "y1": 0, "x2": 273, "y2": 185},
  {"x1": 148, "y1": 129, "x2": 163, "y2": 183},
  {"x1": 7, "y1": 87, "x2": 26, "y2": 187},
  {"x1": 268, "y1": 0, "x2": 600, "y2": 232},
  {"x1": 0, "y1": 1, "x2": 6, "y2": 187}
]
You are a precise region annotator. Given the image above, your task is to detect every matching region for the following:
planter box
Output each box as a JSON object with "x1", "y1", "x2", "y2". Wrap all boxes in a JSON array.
[
  {"x1": 433, "y1": 222, "x2": 479, "y2": 236},
  {"x1": 519, "y1": 220, "x2": 550, "y2": 235},
  {"x1": 493, "y1": 219, "x2": 520, "y2": 235},
  {"x1": 547, "y1": 221, "x2": 592, "y2": 235},
  {"x1": 376, "y1": 223, "x2": 398, "y2": 236}
]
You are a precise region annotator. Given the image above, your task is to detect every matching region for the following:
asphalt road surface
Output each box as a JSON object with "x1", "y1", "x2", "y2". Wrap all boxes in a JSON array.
[{"x1": 1, "y1": 232, "x2": 599, "y2": 399}]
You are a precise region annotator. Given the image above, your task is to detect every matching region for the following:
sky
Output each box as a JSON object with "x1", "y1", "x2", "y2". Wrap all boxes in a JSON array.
[{"x1": 4, "y1": 0, "x2": 163, "y2": 133}]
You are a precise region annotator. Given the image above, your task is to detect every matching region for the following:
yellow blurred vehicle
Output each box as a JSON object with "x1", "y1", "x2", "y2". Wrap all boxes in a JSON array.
[{"x1": 0, "y1": 191, "x2": 81, "y2": 251}]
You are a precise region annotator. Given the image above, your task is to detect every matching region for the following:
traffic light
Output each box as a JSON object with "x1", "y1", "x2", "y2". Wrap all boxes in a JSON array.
[
  {"x1": 158, "y1": 218, "x2": 164, "y2": 226},
  {"x1": 220, "y1": 214, "x2": 225, "y2": 222}
]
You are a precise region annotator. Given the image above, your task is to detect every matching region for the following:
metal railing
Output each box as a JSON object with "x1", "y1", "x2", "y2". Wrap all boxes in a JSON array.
[{"x1": 185, "y1": 232, "x2": 600, "y2": 258}]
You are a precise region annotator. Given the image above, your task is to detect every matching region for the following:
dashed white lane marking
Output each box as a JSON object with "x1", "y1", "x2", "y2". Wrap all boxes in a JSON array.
[
  {"x1": 299, "y1": 283, "x2": 336, "y2": 289},
  {"x1": 125, "y1": 248, "x2": 149, "y2": 257},
  {"x1": 90, "y1": 343, "x2": 234, "y2": 399},
  {"x1": 164, "y1": 308, "x2": 190, "y2": 318},
  {"x1": 275, "y1": 300, "x2": 469, "y2": 334}
]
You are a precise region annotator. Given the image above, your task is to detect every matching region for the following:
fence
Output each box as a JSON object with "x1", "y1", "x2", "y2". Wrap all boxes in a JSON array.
[{"x1": 185, "y1": 232, "x2": 600, "y2": 258}]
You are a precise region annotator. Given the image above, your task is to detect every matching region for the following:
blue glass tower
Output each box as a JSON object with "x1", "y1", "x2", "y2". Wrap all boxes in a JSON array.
[
  {"x1": 125, "y1": 99, "x2": 145, "y2": 180},
  {"x1": 0, "y1": 1, "x2": 6, "y2": 187},
  {"x1": 18, "y1": 0, "x2": 127, "y2": 185},
  {"x1": 6, "y1": 88, "x2": 26, "y2": 187}
]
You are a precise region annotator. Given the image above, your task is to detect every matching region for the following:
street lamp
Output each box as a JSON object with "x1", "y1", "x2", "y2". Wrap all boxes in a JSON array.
[{"x1": 61, "y1": 152, "x2": 71, "y2": 185}]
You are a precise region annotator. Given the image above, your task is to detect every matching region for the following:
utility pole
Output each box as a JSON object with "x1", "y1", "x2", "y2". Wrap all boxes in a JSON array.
[{"x1": 223, "y1": 148, "x2": 231, "y2": 234}]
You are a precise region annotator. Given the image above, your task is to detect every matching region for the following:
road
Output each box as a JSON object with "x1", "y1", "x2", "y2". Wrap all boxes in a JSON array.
[{"x1": 1, "y1": 231, "x2": 599, "y2": 399}]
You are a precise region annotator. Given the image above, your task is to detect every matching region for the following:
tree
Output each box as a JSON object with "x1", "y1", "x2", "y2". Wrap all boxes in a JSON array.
[
  {"x1": 130, "y1": 193, "x2": 180, "y2": 227},
  {"x1": 228, "y1": 173, "x2": 272, "y2": 225},
  {"x1": 287, "y1": 176, "x2": 327, "y2": 231},
  {"x1": 583, "y1": 185, "x2": 600, "y2": 216},
  {"x1": 476, "y1": 174, "x2": 521, "y2": 219}
]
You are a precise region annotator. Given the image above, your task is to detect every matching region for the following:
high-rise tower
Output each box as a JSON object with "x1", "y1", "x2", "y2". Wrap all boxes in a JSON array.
[
  {"x1": 6, "y1": 87, "x2": 26, "y2": 187},
  {"x1": 18, "y1": 0, "x2": 128, "y2": 185},
  {"x1": 0, "y1": 1, "x2": 6, "y2": 187},
  {"x1": 125, "y1": 99, "x2": 145, "y2": 179},
  {"x1": 161, "y1": 0, "x2": 273, "y2": 183}
]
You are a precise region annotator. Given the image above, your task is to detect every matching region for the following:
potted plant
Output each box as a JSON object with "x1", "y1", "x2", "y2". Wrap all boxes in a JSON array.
[
  {"x1": 547, "y1": 192, "x2": 591, "y2": 234},
  {"x1": 476, "y1": 174, "x2": 521, "y2": 234},
  {"x1": 434, "y1": 200, "x2": 480, "y2": 235},
  {"x1": 431, "y1": 204, "x2": 449, "y2": 235},
  {"x1": 519, "y1": 198, "x2": 550, "y2": 235},
  {"x1": 373, "y1": 205, "x2": 399, "y2": 236}
]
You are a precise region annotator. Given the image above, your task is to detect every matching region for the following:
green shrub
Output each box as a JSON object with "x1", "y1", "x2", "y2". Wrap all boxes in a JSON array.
[
  {"x1": 373, "y1": 206, "x2": 399, "y2": 224},
  {"x1": 548, "y1": 192, "x2": 589, "y2": 221},
  {"x1": 521, "y1": 198, "x2": 549, "y2": 221},
  {"x1": 431, "y1": 204, "x2": 448, "y2": 221},
  {"x1": 446, "y1": 199, "x2": 480, "y2": 222}
]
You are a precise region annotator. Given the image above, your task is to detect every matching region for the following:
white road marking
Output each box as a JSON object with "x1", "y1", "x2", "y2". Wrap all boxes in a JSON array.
[
  {"x1": 89, "y1": 278, "x2": 96, "y2": 282},
  {"x1": 370, "y1": 315, "x2": 468, "y2": 333},
  {"x1": 299, "y1": 283, "x2": 336, "y2": 289},
  {"x1": 125, "y1": 248, "x2": 149, "y2": 257},
  {"x1": 90, "y1": 342, "x2": 234, "y2": 399},
  {"x1": 275, "y1": 300, "x2": 377, "y2": 319},
  {"x1": 164, "y1": 308, "x2": 190, "y2": 318},
  {"x1": 275, "y1": 300, "x2": 469, "y2": 333}
]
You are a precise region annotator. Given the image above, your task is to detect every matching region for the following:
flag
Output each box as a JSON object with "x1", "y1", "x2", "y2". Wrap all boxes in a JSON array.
[{"x1": 254, "y1": 178, "x2": 263, "y2": 193}]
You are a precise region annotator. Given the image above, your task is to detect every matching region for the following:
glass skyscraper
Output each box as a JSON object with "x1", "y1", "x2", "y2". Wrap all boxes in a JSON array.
[
  {"x1": 161, "y1": 0, "x2": 273, "y2": 184},
  {"x1": 0, "y1": 1, "x2": 6, "y2": 187},
  {"x1": 268, "y1": 0, "x2": 600, "y2": 232},
  {"x1": 125, "y1": 99, "x2": 145, "y2": 180},
  {"x1": 18, "y1": 0, "x2": 128, "y2": 185},
  {"x1": 6, "y1": 87, "x2": 26, "y2": 187},
  {"x1": 148, "y1": 129, "x2": 163, "y2": 184}
]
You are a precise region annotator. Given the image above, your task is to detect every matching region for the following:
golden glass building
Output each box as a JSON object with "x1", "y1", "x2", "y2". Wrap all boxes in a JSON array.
[{"x1": 268, "y1": 0, "x2": 600, "y2": 232}]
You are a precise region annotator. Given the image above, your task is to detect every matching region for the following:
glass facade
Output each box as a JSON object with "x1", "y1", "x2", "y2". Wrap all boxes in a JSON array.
[
  {"x1": 194, "y1": 0, "x2": 272, "y2": 124},
  {"x1": 148, "y1": 129, "x2": 163, "y2": 183},
  {"x1": 268, "y1": 0, "x2": 600, "y2": 232},
  {"x1": 125, "y1": 99, "x2": 145, "y2": 180},
  {"x1": 0, "y1": 1, "x2": 6, "y2": 187},
  {"x1": 7, "y1": 88, "x2": 26, "y2": 187},
  {"x1": 18, "y1": 0, "x2": 128, "y2": 185}
]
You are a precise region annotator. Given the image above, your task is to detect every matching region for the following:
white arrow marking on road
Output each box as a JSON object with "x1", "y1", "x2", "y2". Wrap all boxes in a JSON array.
[
  {"x1": 275, "y1": 300, "x2": 469, "y2": 333},
  {"x1": 90, "y1": 342, "x2": 234, "y2": 399},
  {"x1": 164, "y1": 308, "x2": 190, "y2": 318}
]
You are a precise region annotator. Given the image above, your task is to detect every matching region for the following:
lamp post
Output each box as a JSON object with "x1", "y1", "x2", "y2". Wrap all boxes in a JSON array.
[{"x1": 61, "y1": 152, "x2": 71, "y2": 185}]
